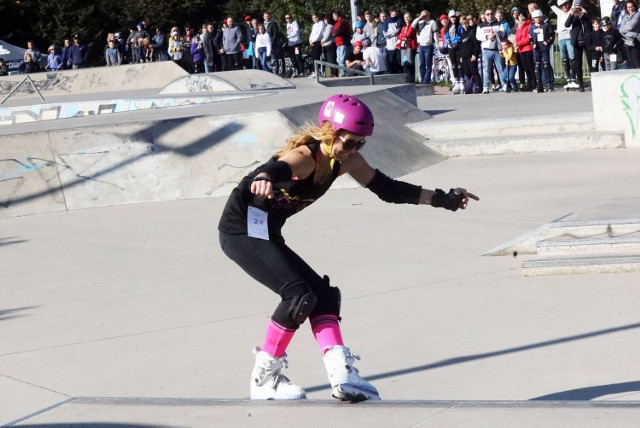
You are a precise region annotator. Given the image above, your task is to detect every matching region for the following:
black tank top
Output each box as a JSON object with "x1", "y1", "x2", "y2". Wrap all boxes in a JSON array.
[{"x1": 218, "y1": 142, "x2": 341, "y2": 243}]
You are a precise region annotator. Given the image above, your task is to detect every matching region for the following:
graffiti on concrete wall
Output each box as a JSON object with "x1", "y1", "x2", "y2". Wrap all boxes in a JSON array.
[
  {"x1": 621, "y1": 75, "x2": 640, "y2": 142},
  {"x1": 0, "y1": 73, "x2": 77, "y2": 96}
]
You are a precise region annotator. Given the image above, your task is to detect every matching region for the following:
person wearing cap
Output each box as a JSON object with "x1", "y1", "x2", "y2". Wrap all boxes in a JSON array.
[
  {"x1": 549, "y1": 0, "x2": 578, "y2": 89},
  {"x1": 383, "y1": 6, "x2": 403, "y2": 73},
  {"x1": 168, "y1": 27, "x2": 184, "y2": 64},
  {"x1": 68, "y1": 35, "x2": 87, "y2": 69},
  {"x1": 476, "y1": 8, "x2": 507, "y2": 93},
  {"x1": 218, "y1": 93, "x2": 478, "y2": 402},
  {"x1": 345, "y1": 40, "x2": 365, "y2": 74},
  {"x1": 46, "y1": 45, "x2": 63, "y2": 70},
  {"x1": 601, "y1": 16, "x2": 623, "y2": 69},
  {"x1": 529, "y1": 9, "x2": 555, "y2": 92},
  {"x1": 351, "y1": 20, "x2": 368, "y2": 45},
  {"x1": 566, "y1": 0, "x2": 592, "y2": 90},
  {"x1": 362, "y1": 37, "x2": 387, "y2": 75},
  {"x1": 412, "y1": 10, "x2": 439, "y2": 84}
]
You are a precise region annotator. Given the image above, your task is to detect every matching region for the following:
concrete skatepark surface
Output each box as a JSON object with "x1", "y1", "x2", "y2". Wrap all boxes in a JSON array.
[{"x1": 2, "y1": 64, "x2": 640, "y2": 427}]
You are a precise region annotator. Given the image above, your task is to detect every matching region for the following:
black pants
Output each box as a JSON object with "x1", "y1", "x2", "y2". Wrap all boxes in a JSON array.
[
  {"x1": 519, "y1": 51, "x2": 535, "y2": 90},
  {"x1": 572, "y1": 44, "x2": 586, "y2": 86},
  {"x1": 289, "y1": 43, "x2": 305, "y2": 74},
  {"x1": 219, "y1": 231, "x2": 336, "y2": 329},
  {"x1": 324, "y1": 44, "x2": 337, "y2": 76}
]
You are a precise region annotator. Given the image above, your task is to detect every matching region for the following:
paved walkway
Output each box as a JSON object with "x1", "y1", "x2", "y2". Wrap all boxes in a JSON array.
[{"x1": 2, "y1": 83, "x2": 640, "y2": 427}]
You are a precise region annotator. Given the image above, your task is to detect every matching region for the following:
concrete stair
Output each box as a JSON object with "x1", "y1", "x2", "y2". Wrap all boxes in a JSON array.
[
  {"x1": 484, "y1": 218, "x2": 640, "y2": 276},
  {"x1": 408, "y1": 113, "x2": 625, "y2": 157}
]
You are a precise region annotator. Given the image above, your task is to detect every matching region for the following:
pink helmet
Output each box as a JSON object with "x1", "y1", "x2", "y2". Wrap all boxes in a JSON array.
[{"x1": 318, "y1": 94, "x2": 374, "y2": 136}]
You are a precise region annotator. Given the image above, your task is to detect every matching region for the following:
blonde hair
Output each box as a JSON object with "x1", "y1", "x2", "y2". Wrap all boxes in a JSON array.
[{"x1": 275, "y1": 121, "x2": 337, "y2": 158}]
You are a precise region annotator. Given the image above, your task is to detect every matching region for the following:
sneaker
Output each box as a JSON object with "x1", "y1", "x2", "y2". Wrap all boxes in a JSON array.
[
  {"x1": 323, "y1": 346, "x2": 380, "y2": 402},
  {"x1": 482, "y1": 88, "x2": 490, "y2": 94},
  {"x1": 452, "y1": 81, "x2": 461, "y2": 94},
  {"x1": 307, "y1": 72, "x2": 316, "y2": 79},
  {"x1": 569, "y1": 81, "x2": 580, "y2": 89},
  {"x1": 250, "y1": 347, "x2": 306, "y2": 400}
]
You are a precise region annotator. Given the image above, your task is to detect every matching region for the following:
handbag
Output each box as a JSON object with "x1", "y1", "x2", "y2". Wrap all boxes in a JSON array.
[
  {"x1": 623, "y1": 36, "x2": 637, "y2": 47},
  {"x1": 401, "y1": 48, "x2": 415, "y2": 65}
]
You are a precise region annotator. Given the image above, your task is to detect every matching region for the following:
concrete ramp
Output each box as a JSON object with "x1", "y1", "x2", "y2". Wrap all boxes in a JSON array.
[
  {"x1": 0, "y1": 111, "x2": 296, "y2": 217},
  {"x1": 0, "y1": 62, "x2": 188, "y2": 100},
  {"x1": 279, "y1": 88, "x2": 444, "y2": 178},
  {"x1": 160, "y1": 69, "x2": 294, "y2": 94}
]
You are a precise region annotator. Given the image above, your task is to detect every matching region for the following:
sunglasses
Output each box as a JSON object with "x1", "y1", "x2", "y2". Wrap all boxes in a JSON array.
[{"x1": 339, "y1": 135, "x2": 367, "y2": 151}]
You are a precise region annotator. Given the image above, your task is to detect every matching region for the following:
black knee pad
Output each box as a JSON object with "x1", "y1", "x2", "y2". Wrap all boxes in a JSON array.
[
  {"x1": 272, "y1": 281, "x2": 317, "y2": 329},
  {"x1": 310, "y1": 275, "x2": 342, "y2": 319}
]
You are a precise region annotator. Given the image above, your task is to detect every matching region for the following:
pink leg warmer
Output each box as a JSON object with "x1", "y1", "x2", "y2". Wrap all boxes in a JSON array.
[
  {"x1": 261, "y1": 320, "x2": 296, "y2": 358},
  {"x1": 311, "y1": 315, "x2": 344, "y2": 353}
]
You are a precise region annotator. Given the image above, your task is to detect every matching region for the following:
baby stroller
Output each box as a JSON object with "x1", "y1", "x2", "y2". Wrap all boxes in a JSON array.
[{"x1": 432, "y1": 48, "x2": 450, "y2": 84}]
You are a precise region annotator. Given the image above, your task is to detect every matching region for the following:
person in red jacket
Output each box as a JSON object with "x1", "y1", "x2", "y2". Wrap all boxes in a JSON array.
[
  {"x1": 515, "y1": 11, "x2": 535, "y2": 91},
  {"x1": 397, "y1": 11, "x2": 418, "y2": 80},
  {"x1": 332, "y1": 9, "x2": 352, "y2": 76}
]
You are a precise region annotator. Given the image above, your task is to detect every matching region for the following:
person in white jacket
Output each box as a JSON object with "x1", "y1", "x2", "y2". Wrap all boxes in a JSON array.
[
  {"x1": 286, "y1": 14, "x2": 305, "y2": 76},
  {"x1": 255, "y1": 24, "x2": 272, "y2": 72},
  {"x1": 550, "y1": 0, "x2": 578, "y2": 88},
  {"x1": 308, "y1": 13, "x2": 326, "y2": 77}
]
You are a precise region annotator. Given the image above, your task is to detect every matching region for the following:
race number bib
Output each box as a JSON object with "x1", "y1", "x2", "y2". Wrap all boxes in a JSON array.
[
  {"x1": 537, "y1": 30, "x2": 544, "y2": 42},
  {"x1": 248, "y1": 206, "x2": 269, "y2": 240}
]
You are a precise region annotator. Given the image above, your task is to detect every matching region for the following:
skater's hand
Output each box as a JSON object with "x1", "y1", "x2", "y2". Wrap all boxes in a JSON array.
[
  {"x1": 251, "y1": 174, "x2": 275, "y2": 199},
  {"x1": 452, "y1": 188, "x2": 480, "y2": 210}
]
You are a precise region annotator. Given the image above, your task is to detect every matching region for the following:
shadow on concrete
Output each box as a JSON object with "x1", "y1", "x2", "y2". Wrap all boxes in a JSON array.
[
  {"x1": 2, "y1": 119, "x2": 244, "y2": 208},
  {"x1": 423, "y1": 109, "x2": 455, "y2": 117},
  {"x1": 305, "y1": 321, "x2": 640, "y2": 394},
  {"x1": 0, "y1": 306, "x2": 38, "y2": 321},
  {"x1": 531, "y1": 381, "x2": 640, "y2": 401},
  {"x1": 0, "y1": 237, "x2": 28, "y2": 247}
]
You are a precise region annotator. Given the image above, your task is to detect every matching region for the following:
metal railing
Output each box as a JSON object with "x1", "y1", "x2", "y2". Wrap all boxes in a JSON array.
[{"x1": 312, "y1": 60, "x2": 376, "y2": 85}]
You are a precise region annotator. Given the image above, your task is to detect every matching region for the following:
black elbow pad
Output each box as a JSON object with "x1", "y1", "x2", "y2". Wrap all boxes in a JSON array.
[{"x1": 365, "y1": 170, "x2": 422, "y2": 204}]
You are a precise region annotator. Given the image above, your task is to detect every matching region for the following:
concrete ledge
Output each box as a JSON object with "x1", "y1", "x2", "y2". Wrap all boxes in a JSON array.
[
  {"x1": 318, "y1": 73, "x2": 412, "y2": 87},
  {"x1": 160, "y1": 70, "x2": 295, "y2": 94},
  {"x1": 522, "y1": 255, "x2": 640, "y2": 276},
  {"x1": 424, "y1": 131, "x2": 623, "y2": 157},
  {"x1": 537, "y1": 236, "x2": 640, "y2": 255},
  {"x1": 592, "y1": 70, "x2": 640, "y2": 149}
]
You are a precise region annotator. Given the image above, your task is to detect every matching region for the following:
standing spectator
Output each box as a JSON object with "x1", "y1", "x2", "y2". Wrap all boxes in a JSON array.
[
  {"x1": 168, "y1": 28, "x2": 184, "y2": 65},
  {"x1": 476, "y1": 9, "x2": 507, "y2": 93},
  {"x1": 530, "y1": 9, "x2": 555, "y2": 92},
  {"x1": 105, "y1": 40, "x2": 122, "y2": 66},
  {"x1": 413, "y1": 10, "x2": 438, "y2": 84},
  {"x1": 24, "y1": 41, "x2": 42, "y2": 63},
  {"x1": 222, "y1": 16, "x2": 243, "y2": 70},
  {"x1": 309, "y1": 13, "x2": 325, "y2": 78},
  {"x1": 459, "y1": 15, "x2": 483, "y2": 93},
  {"x1": 46, "y1": 45, "x2": 63, "y2": 71},
  {"x1": 444, "y1": 10, "x2": 464, "y2": 92},
  {"x1": 243, "y1": 16, "x2": 256, "y2": 69},
  {"x1": 0, "y1": 58, "x2": 8, "y2": 76},
  {"x1": 500, "y1": 39, "x2": 518, "y2": 91},
  {"x1": 285, "y1": 14, "x2": 305, "y2": 76},
  {"x1": 566, "y1": 1, "x2": 592, "y2": 90},
  {"x1": 135, "y1": 23, "x2": 149, "y2": 63},
  {"x1": 322, "y1": 14, "x2": 337, "y2": 77},
  {"x1": 587, "y1": 18, "x2": 605, "y2": 71},
  {"x1": 351, "y1": 21, "x2": 367, "y2": 45},
  {"x1": 212, "y1": 22, "x2": 224, "y2": 71},
  {"x1": 191, "y1": 35, "x2": 204, "y2": 73},
  {"x1": 383, "y1": 6, "x2": 402, "y2": 73},
  {"x1": 612, "y1": 0, "x2": 626, "y2": 27},
  {"x1": 201, "y1": 23, "x2": 215, "y2": 72},
  {"x1": 550, "y1": 0, "x2": 578, "y2": 90},
  {"x1": 61, "y1": 39, "x2": 71, "y2": 69},
  {"x1": 397, "y1": 11, "x2": 418, "y2": 81},
  {"x1": 19, "y1": 53, "x2": 40, "y2": 74},
  {"x1": 255, "y1": 23, "x2": 272, "y2": 72},
  {"x1": 619, "y1": 0, "x2": 640, "y2": 68},
  {"x1": 250, "y1": 19, "x2": 261, "y2": 69},
  {"x1": 332, "y1": 9, "x2": 352, "y2": 76},
  {"x1": 152, "y1": 28, "x2": 168, "y2": 61},
  {"x1": 601, "y1": 16, "x2": 623, "y2": 69},
  {"x1": 363, "y1": 11, "x2": 376, "y2": 45},
  {"x1": 264, "y1": 11, "x2": 281, "y2": 75},
  {"x1": 515, "y1": 11, "x2": 535, "y2": 91},
  {"x1": 127, "y1": 28, "x2": 139, "y2": 63},
  {"x1": 68, "y1": 36, "x2": 87, "y2": 69}
]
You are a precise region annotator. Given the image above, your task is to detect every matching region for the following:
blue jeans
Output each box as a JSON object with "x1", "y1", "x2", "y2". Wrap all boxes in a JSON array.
[
  {"x1": 418, "y1": 44, "x2": 435, "y2": 84},
  {"x1": 501, "y1": 64, "x2": 517, "y2": 90},
  {"x1": 257, "y1": 47, "x2": 271, "y2": 72},
  {"x1": 557, "y1": 38, "x2": 575, "y2": 61},
  {"x1": 337, "y1": 45, "x2": 347, "y2": 76},
  {"x1": 482, "y1": 49, "x2": 505, "y2": 89}
]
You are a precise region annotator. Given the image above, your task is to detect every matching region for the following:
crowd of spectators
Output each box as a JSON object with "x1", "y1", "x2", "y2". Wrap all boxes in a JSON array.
[{"x1": 1, "y1": 1, "x2": 638, "y2": 95}]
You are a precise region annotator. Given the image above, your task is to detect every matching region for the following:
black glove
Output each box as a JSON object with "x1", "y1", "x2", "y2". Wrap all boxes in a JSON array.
[{"x1": 430, "y1": 188, "x2": 463, "y2": 212}]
